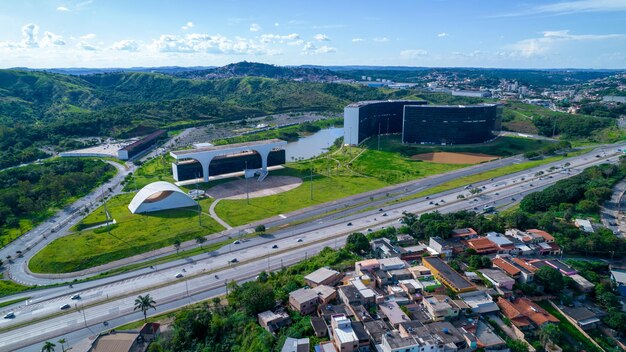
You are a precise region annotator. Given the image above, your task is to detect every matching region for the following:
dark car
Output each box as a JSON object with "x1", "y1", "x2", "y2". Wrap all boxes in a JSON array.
[
  {"x1": 347, "y1": 222, "x2": 353, "y2": 226},
  {"x1": 229, "y1": 258, "x2": 238, "y2": 263},
  {"x1": 272, "y1": 244, "x2": 278, "y2": 249}
]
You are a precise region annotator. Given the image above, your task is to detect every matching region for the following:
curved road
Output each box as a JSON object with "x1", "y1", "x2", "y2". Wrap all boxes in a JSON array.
[{"x1": 0, "y1": 144, "x2": 623, "y2": 351}]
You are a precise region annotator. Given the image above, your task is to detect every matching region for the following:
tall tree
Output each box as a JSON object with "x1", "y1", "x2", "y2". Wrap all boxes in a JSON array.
[
  {"x1": 41, "y1": 341, "x2": 56, "y2": 352},
  {"x1": 134, "y1": 294, "x2": 157, "y2": 322}
]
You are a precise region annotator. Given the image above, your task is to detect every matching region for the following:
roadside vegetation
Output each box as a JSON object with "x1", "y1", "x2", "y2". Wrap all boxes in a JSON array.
[
  {"x1": 142, "y1": 247, "x2": 358, "y2": 352},
  {"x1": 29, "y1": 193, "x2": 223, "y2": 273},
  {"x1": 0, "y1": 158, "x2": 116, "y2": 248}
]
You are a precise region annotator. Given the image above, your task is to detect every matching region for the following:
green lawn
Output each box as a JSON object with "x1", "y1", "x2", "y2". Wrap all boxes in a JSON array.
[
  {"x1": 29, "y1": 193, "x2": 224, "y2": 274},
  {"x1": 214, "y1": 167, "x2": 389, "y2": 226},
  {"x1": 364, "y1": 134, "x2": 555, "y2": 158},
  {"x1": 0, "y1": 280, "x2": 33, "y2": 297},
  {"x1": 123, "y1": 155, "x2": 176, "y2": 192}
]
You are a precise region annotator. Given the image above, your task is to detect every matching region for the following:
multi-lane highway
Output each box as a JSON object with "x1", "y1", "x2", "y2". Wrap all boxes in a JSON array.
[{"x1": 0, "y1": 143, "x2": 622, "y2": 351}]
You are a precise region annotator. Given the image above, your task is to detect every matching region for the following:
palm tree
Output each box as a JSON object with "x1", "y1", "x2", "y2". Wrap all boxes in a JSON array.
[
  {"x1": 41, "y1": 341, "x2": 56, "y2": 352},
  {"x1": 195, "y1": 236, "x2": 206, "y2": 249},
  {"x1": 57, "y1": 338, "x2": 66, "y2": 352},
  {"x1": 134, "y1": 294, "x2": 156, "y2": 322}
]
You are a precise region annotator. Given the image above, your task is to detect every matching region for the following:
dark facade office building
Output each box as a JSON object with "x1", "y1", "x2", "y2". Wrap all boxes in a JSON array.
[
  {"x1": 343, "y1": 100, "x2": 427, "y2": 145},
  {"x1": 402, "y1": 104, "x2": 502, "y2": 145},
  {"x1": 344, "y1": 100, "x2": 501, "y2": 146}
]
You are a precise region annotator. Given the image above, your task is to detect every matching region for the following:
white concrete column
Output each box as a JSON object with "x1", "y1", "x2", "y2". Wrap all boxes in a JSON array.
[
  {"x1": 255, "y1": 147, "x2": 271, "y2": 172},
  {"x1": 196, "y1": 156, "x2": 213, "y2": 182}
]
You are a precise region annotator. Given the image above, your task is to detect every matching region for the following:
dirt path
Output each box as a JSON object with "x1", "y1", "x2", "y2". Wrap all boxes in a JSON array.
[{"x1": 411, "y1": 152, "x2": 498, "y2": 164}]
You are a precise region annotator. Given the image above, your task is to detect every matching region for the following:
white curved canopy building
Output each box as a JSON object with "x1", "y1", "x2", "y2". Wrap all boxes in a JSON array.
[{"x1": 128, "y1": 181, "x2": 197, "y2": 214}]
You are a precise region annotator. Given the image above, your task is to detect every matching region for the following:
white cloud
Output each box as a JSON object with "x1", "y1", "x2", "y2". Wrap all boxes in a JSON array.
[
  {"x1": 56, "y1": 6, "x2": 70, "y2": 12},
  {"x1": 21, "y1": 23, "x2": 39, "y2": 48},
  {"x1": 497, "y1": 0, "x2": 626, "y2": 17},
  {"x1": 351, "y1": 38, "x2": 364, "y2": 43},
  {"x1": 40, "y1": 31, "x2": 66, "y2": 47},
  {"x1": 181, "y1": 22, "x2": 193, "y2": 30},
  {"x1": 249, "y1": 23, "x2": 262, "y2": 32},
  {"x1": 509, "y1": 30, "x2": 625, "y2": 57},
  {"x1": 151, "y1": 33, "x2": 268, "y2": 55},
  {"x1": 302, "y1": 41, "x2": 336, "y2": 54},
  {"x1": 80, "y1": 33, "x2": 96, "y2": 40},
  {"x1": 260, "y1": 33, "x2": 300, "y2": 44},
  {"x1": 400, "y1": 49, "x2": 428, "y2": 59},
  {"x1": 372, "y1": 37, "x2": 389, "y2": 42},
  {"x1": 437, "y1": 32, "x2": 448, "y2": 38},
  {"x1": 111, "y1": 39, "x2": 139, "y2": 51},
  {"x1": 274, "y1": 22, "x2": 280, "y2": 27},
  {"x1": 313, "y1": 33, "x2": 329, "y2": 41},
  {"x1": 77, "y1": 41, "x2": 97, "y2": 51}
]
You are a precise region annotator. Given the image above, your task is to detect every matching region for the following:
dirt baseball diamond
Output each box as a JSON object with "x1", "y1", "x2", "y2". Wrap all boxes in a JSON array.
[
  {"x1": 205, "y1": 175, "x2": 303, "y2": 199},
  {"x1": 410, "y1": 152, "x2": 498, "y2": 164}
]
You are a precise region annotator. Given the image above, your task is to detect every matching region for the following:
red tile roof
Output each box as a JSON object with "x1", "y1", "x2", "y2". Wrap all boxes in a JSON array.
[
  {"x1": 492, "y1": 258, "x2": 521, "y2": 277},
  {"x1": 465, "y1": 237, "x2": 499, "y2": 253},
  {"x1": 496, "y1": 297, "x2": 558, "y2": 328},
  {"x1": 527, "y1": 229, "x2": 555, "y2": 242},
  {"x1": 512, "y1": 258, "x2": 538, "y2": 273}
]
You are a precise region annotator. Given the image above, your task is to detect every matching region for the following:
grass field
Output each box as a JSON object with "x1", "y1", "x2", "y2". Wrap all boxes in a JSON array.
[
  {"x1": 29, "y1": 193, "x2": 224, "y2": 274},
  {"x1": 122, "y1": 155, "x2": 176, "y2": 192},
  {"x1": 364, "y1": 135, "x2": 555, "y2": 158},
  {"x1": 0, "y1": 280, "x2": 33, "y2": 297}
]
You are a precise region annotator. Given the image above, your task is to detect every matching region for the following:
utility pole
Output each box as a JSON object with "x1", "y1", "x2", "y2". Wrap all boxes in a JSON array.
[
  {"x1": 102, "y1": 188, "x2": 111, "y2": 236},
  {"x1": 378, "y1": 123, "x2": 381, "y2": 151},
  {"x1": 245, "y1": 161, "x2": 249, "y2": 205}
]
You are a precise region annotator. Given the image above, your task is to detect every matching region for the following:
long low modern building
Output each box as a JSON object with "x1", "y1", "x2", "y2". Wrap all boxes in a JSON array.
[
  {"x1": 170, "y1": 139, "x2": 287, "y2": 182},
  {"x1": 422, "y1": 256, "x2": 476, "y2": 293},
  {"x1": 343, "y1": 100, "x2": 501, "y2": 146}
]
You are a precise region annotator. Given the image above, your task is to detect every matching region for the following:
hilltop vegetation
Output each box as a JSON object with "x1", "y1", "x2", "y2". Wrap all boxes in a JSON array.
[
  {"x1": 0, "y1": 158, "x2": 116, "y2": 247},
  {"x1": 0, "y1": 68, "x2": 404, "y2": 168},
  {"x1": 0, "y1": 63, "x2": 621, "y2": 169}
]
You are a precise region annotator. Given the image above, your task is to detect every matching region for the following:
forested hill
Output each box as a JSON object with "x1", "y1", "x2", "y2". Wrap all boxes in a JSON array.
[
  {"x1": 0, "y1": 69, "x2": 407, "y2": 169},
  {"x1": 173, "y1": 61, "x2": 338, "y2": 81}
]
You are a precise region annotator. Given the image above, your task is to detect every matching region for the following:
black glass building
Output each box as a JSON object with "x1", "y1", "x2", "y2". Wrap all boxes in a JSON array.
[{"x1": 402, "y1": 104, "x2": 502, "y2": 145}]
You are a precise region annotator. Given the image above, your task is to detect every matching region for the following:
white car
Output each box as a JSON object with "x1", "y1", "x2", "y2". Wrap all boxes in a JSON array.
[{"x1": 70, "y1": 294, "x2": 81, "y2": 300}]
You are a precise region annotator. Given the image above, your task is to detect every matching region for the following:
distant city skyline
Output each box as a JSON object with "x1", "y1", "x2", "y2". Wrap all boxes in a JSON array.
[{"x1": 0, "y1": 0, "x2": 625, "y2": 69}]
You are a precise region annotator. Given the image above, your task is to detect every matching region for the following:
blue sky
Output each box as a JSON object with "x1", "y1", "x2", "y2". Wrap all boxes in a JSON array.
[{"x1": 0, "y1": 0, "x2": 625, "y2": 68}]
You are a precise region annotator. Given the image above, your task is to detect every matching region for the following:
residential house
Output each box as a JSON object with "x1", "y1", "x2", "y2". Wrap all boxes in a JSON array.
[
  {"x1": 485, "y1": 232, "x2": 515, "y2": 253},
  {"x1": 560, "y1": 306, "x2": 602, "y2": 330},
  {"x1": 280, "y1": 337, "x2": 310, "y2": 352},
  {"x1": 258, "y1": 310, "x2": 291, "y2": 333},
  {"x1": 429, "y1": 237, "x2": 454, "y2": 257},
  {"x1": 496, "y1": 297, "x2": 558, "y2": 331},
  {"x1": 338, "y1": 285, "x2": 367, "y2": 307},
  {"x1": 458, "y1": 290, "x2": 499, "y2": 314},
  {"x1": 451, "y1": 227, "x2": 478, "y2": 239},
  {"x1": 610, "y1": 266, "x2": 626, "y2": 296},
  {"x1": 378, "y1": 257, "x2": 408, "y2": 271},
  {"x1": 466, "y1": 237, "x2": 500, "y2": 255},
  {"x1": 574, "y1": 219, "x2": 594, "y2": 233},
  {"x1": 569, "y1": 274, "x2": 594, "y2": 293},
  {"x1": 355, "y1": 259, "x2": 380, "y2": 275},
  {"x1": 423, "y1": 295, "x2": 461, "y2": 321},
  {"x1": 478, "y1": 269, "x2": 515, "y2": 291},
  {"x1": 396, "y1": 234, "x2": 416, "y2": 246},
  {"x1": 372, "y1": 238, "x2": 401, "y2": 259},
  {"x1": 310, "y1": 316, "x2": 328, "y2": 337},
  {"x1": 378, "y1": 301, "x2": 411, "y2": 328},
  {"x1": 281, "y1": 337, "x2": 310, "y2": 352},
  {"x1": 330, "y1": 314, "x2": 359, "y2": 352},
  {"x1": 289, "y1": 285, "x2": 337, "y2": 315},
  {"x1": 305, "y1": 267, "x2": 343, "y2": 288}
]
